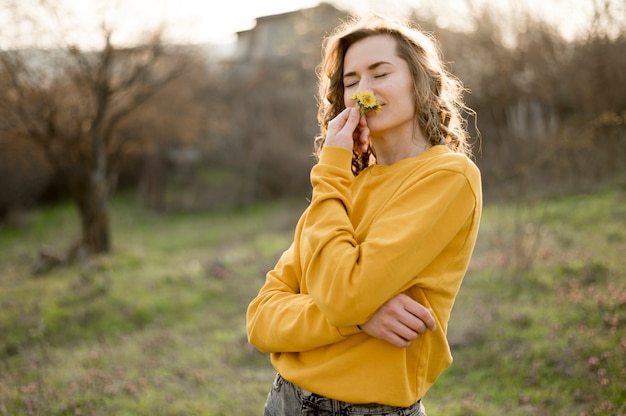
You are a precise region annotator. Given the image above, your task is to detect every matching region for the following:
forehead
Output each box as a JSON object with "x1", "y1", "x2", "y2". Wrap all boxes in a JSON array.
[{"x1": 343, "y1": 35, "x2": 400, "y2": 73}]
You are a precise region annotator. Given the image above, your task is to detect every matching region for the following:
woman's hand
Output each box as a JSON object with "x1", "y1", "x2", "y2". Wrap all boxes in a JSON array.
[
  {"x1": 359, "y1": 293, "x2": 437, "y2": 348},
  {"x1": 324, "y1": 107, "x2": 370, "y2": 153}
]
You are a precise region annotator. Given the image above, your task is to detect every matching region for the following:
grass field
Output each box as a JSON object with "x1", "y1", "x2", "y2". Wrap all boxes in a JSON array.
[{"x1": 0, "y1": 188, "x2": 624, "y2": 415}]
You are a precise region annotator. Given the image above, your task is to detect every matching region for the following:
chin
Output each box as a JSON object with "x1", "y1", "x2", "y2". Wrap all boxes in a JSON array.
[{"x1": 366, "y1": 121, "x2": 385, "y2": 134}]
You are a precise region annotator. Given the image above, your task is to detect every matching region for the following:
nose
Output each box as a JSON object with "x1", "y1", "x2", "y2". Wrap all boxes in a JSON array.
[{"x1": 357, "y1": 78, "x2": 372, "y2": 92}]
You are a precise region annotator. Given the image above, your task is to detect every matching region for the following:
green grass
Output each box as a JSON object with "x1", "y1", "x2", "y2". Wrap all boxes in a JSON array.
[
  {"x1": 427, "y1": 190, "x2": 626, "y2": 416},
  {"x1": 0, "y1": 189, "x2": 624, "y2": 415}
]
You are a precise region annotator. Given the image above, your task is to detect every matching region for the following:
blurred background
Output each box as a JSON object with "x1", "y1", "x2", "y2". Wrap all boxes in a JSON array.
[
  {"x1": 1, "y1": 0, "x2": 624, "y2": 253},
  {"x1": 0, "y1": 0, "x2": 625, "y2": 415}
]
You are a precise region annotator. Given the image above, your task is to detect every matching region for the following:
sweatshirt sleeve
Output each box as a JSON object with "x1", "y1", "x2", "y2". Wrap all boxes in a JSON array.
[
  {"x1": 302, "y1": 146, "x2": 479, "y2": 327},
  {"x1": 246, "y1": 235, "x2": 361, "y2": 353}
]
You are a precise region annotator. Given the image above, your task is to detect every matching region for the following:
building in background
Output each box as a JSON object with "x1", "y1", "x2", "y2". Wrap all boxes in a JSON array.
[{"x1": 227, "y1": 2, "x2": 349, "y2": 78}]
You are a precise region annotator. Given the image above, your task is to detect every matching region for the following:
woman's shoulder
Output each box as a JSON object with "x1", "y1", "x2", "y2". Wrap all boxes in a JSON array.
[{"x1": 419, "y1": 145, "x2": 479, "y2": 175}]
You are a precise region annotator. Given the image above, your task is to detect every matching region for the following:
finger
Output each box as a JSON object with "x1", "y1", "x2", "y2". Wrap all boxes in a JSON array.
[
  {"x1": 353, "y1": 129, "x2": 369, "y2": 153},
  {"x1": 394, "y1": 321, "x2": 421, "y2": 340},
  {"x1": 359, "y1": 115, "x2": 369, "y2": 139},
  {"x1": 385, "y1": 332, "x2": 412, "y2": 348},
  {"x1": 402, "y1": 297, "x2": 437, "y2": 332},
  {"x1": 350, "y1": 114, "x2": 369, "y2": 153},
  {"x1": 412, "y1": 307, "x2": 436, "y2": 332},
  {"x1": 400, "y1": 314, "x2": 427, "y2": 335},
  {"x1": 339, "y1": 107, "x2": 361, "y2": 135},
  {"x1": 423, "y1": 309, "x2": 437, "y2": 332},
  {"x1": 326, "y1": 108, "x2": 362, "y2": 149},
  {"x1": 327, "y1": 107, "x2": 353, "y2": 134},
  {"x1": 358, "y1": 126, "x2": 369, "y2": 152},
  {"x1": 394, "y1": 338, "x2": 412, "y2": 348},
  {"x1": 375, "y1": 312, "x2": 420, "y2": 340}
]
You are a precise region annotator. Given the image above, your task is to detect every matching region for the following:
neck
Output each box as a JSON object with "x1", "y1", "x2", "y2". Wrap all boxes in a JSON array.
[{"x1": 371, "y1": 131, "x2": 431, "y2": 166}]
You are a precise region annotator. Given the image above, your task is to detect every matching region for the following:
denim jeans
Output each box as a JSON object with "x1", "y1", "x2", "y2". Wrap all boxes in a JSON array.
[{"x1": 264, "y1": 373, "x2": 427, "y2": 416}]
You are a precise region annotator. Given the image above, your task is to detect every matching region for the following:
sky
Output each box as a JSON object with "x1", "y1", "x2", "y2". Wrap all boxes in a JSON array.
[
  {"x1": 0, "y1": 0, "x2": 610, "y2": 49},
  {"x1": 140, "y1": 0, "x2": 455, "y2": 43},
  {"x1": 90, "y1": 0, "x2": 597, "y2": 44}
]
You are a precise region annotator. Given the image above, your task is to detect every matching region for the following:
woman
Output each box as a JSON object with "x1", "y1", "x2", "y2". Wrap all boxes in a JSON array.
[{"x1": 247, "y1": 13, "x2": 482, "y2": 415}]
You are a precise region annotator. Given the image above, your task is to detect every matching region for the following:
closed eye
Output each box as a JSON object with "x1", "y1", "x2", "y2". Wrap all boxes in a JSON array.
[{"x1": 374, "y1": 73, "x2": 389, "y2": 79}]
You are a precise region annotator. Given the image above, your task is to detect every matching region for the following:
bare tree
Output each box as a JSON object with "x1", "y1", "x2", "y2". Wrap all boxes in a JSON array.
[
  {"x1": 0, "y1": 2, "x2": 188, "y2": 259},
  {"x1": 220, "y1": 61, "x2": 316, "y2": 206}
]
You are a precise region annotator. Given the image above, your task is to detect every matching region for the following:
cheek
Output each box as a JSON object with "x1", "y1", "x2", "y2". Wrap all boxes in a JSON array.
[
  {"x1": 400, "y1": 87, "x2": 416, "y2": 111},
  {"x1": 343, "y1": 91, "x2": 354, "y2": 108}
]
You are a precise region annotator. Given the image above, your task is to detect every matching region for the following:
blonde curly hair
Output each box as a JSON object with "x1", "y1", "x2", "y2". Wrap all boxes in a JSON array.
[{"x1": 314, "y1": 14, "x2": 476, "y2": 175}]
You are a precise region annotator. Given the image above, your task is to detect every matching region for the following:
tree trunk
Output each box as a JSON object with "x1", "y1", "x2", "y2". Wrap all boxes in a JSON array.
[
  {"x1": 79, "y1": 54, "x2": 112, "y2": 255},
  {"x1": 74, "y1": 172, "x2": 111, "y2": 255}
]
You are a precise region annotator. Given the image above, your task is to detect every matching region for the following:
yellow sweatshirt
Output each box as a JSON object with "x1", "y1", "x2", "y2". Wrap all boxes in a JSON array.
[{"x1": 247, "y1": 144, "x2": 482, "y2": 406}]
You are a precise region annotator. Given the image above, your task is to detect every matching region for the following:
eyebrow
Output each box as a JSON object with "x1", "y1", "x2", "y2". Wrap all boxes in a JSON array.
[{"x1": 343, "y1": 61, "x2": 393, "y2": 79}]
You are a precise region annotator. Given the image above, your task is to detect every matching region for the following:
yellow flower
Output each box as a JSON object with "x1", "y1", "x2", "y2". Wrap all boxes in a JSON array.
[{"x1": 350, "y1": 90, "x2": 381, "y2": 116}]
